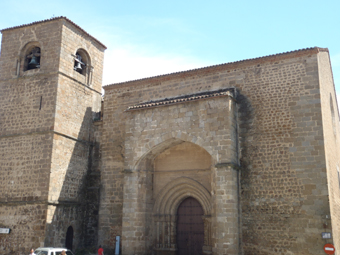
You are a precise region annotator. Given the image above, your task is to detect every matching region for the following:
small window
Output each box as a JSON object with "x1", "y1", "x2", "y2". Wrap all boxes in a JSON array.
[{"x1": 25, "y1": 47, "x2": 41, "y2": 71}]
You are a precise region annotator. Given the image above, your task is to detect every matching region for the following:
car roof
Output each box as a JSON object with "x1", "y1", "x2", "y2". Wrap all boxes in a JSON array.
[{"x1": 35, "y1": 247, "x2": 69, "y2": 251}]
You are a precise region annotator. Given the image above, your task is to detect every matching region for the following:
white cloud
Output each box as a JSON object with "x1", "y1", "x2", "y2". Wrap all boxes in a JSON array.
[{"x1": 102, "y1": 44, "x2": 212, "y2": 85}]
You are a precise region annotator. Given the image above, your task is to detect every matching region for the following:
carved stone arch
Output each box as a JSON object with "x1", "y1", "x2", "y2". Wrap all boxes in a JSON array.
[
  {"x1": 153, "y1": 178, "x2": 212, "y2": 253},
  {"x1": 154, "y1": 177, "x2": 211, "y2": 216}
]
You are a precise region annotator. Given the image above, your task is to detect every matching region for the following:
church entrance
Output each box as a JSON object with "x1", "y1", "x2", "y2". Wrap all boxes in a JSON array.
[{"x1": 176, "y1": 197, "x2": 204, "y2": 255}]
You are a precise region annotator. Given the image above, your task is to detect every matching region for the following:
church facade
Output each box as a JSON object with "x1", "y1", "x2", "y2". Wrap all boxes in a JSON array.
[{"x1": 1, "y1": 17, "x2": 340, "y2": 255}]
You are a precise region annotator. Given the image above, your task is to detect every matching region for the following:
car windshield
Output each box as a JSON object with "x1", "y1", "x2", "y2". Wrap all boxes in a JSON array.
[
  {"x1": 35, "y1": 251, "x2": 48, "y2": 255},
  {"x1": 56, "y1": 251, "x2": 73, "y2": 255}
]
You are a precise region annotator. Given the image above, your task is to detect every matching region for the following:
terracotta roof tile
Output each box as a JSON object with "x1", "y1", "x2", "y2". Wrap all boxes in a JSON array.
[
  {"x1": 1, "y1": 16, "x2": 107, "y2": 49},
  {"x1": 127, "y1": 88, "x2": 235, "y2": 111}
]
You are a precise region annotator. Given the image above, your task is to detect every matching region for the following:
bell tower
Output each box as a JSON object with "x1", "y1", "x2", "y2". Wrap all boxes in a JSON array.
[{"x1": 0, "y1": 17, "x2": 106, "y2": 254}]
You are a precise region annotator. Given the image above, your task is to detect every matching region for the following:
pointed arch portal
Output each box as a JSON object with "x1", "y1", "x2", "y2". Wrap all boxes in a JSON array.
[{"x1": 122, "y1": 132, "x2": 240, "y2": 254}]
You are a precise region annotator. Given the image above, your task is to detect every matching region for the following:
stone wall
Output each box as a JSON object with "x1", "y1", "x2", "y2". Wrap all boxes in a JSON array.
[
  {"x1": 0, "y1": 204, "x2": 47, "y2": 254},
  {"x1": 0, "y1": 131, "x2": 52, "y2": 253},
  {"x1": 237, "y1": 51, "x2": 330, "y2": 255},
  {"x1": 318, "y1": 51, "x2": 340, "y2": 250}
]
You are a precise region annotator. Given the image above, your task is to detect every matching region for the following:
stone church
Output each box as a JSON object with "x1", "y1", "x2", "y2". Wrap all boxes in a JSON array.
[{"x1": 0, "y1": 17, "x2": 340, "y2": 255}]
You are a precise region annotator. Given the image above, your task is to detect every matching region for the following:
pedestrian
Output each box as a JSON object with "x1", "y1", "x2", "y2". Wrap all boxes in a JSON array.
[
  {"x1": 98, "y1": 245, "x2": 104, "y2": 255},
  {"x1": 29, "y1": 248, "x2": 36, "y2": 255},
  {"x1": 61, "y1": 250, "x2": 66, "y2": 255}
]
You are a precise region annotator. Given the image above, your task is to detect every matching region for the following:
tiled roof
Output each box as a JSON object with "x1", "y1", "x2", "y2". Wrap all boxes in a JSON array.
[
  {"x1": 105, "y1": 47, "x2": 328, "y2": 90},
  {"x1": 1, "y1": 16, "x2": 107, "y2": 49},
  {"x1": 127, "y1": 88, "x2": 235, "y2": 111}
]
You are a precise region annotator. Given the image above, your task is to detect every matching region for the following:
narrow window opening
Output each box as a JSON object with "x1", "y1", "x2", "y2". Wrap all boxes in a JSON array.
[
  {"x1": 16, "y1": 59, "x2": 20, "y2": 76},
  {"x1": 39, "y1": 96, "x2": 42, "y2": 110},
  {"x1": 337, "y1": 166, "x2": 340, "y2": 190}
]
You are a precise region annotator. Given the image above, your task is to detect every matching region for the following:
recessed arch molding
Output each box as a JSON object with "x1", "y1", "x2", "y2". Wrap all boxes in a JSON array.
[{"x1": 153, "y1": 177, "x2": 211, "y2": 216}]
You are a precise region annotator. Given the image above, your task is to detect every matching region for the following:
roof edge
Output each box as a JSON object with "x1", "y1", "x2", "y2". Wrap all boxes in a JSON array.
[
  {"x1": 1, "y1": 16, "x2": 107, "y2": 49},
  {"x1": 126, "y1": 88, "x2": 235, "y2": 111},
  {"x1": 104, "y1": 47, "x2": 328, "y2": 91}
]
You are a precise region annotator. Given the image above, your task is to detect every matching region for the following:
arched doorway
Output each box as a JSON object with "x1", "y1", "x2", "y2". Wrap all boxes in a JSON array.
[
  {"x1": 65, "y1": 226, "x2": 73, "y2": 251},
  {"x1": 177, "y1": 197, "x2": 204, "y2": 255}
]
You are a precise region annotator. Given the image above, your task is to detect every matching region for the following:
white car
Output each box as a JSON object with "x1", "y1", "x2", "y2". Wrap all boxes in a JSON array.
[{"x1": 34, "y1": 247, "x2": 74, "y2": 255}]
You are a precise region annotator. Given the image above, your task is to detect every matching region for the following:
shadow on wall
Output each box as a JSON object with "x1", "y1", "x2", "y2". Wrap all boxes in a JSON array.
[{"x1": 44, "y1": 107, "x2": 101, "y2": 251}]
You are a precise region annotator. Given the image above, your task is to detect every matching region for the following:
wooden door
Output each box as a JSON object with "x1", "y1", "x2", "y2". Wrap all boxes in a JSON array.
[{"x1": 176, "y1": 197, "x2": 204, "y2": 255}]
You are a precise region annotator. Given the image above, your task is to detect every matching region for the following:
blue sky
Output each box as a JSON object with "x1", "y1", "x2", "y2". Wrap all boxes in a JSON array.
[{"x1": 1, "y1": 0, "x2": 339, "y2": 96}]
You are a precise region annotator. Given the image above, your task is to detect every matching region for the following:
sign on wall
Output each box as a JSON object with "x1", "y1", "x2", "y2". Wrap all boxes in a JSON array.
[
  {"x1": 322, "y1": 232, "x2": 332, "y2": 239},
  {"x1": 0, "y1": 228, "x2": 10, "y2": 234}
]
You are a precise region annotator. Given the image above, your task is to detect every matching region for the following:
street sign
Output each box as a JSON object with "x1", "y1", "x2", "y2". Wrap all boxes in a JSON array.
[
  {"x1": 0, "y1": 228, "x2": 10, "y2": 234},
  {"x1": 324, "y1": 243, "x2": 335, "y2": 255},
  {"x1": 322, "y1": 232, "x2": 332, "y2": 239}
]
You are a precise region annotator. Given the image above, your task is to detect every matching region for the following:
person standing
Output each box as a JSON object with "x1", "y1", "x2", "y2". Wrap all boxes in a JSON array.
[
  {"x1": 98, "y1": 245, "x2": 104, "y2": 255},
  {"x1": 29, "y1": 248, "x2": 36, "y2": 255}
]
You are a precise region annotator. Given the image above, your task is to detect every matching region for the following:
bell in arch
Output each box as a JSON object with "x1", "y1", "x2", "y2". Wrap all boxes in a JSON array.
[
  {"x1": 74, "y1": 61, "x2": 82, "y2": 71},
  {"x1": 74, "y1": 54, "x2": 84, "y2": 73},
  {"x1": 28, "y1": 55, "x2": 40, "y2": 68}
]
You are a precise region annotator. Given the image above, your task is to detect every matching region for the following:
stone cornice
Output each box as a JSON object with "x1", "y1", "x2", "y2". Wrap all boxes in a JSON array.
[{"x1": 126, "y1": 88, "x2": 236, "y2": 111}]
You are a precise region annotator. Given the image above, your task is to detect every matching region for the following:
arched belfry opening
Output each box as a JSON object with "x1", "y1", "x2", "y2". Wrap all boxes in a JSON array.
[
  {"x1": 19, "y1": 41, "x2": 42, "y2": 74},
  {"x1": 73, "y1": 49, "x2": 93, "y2": 85}
]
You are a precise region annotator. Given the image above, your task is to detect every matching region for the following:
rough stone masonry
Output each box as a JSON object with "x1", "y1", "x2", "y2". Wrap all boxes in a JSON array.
[{"x1": 0, "y1": 17, "x2": 340, "y2": 255}]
